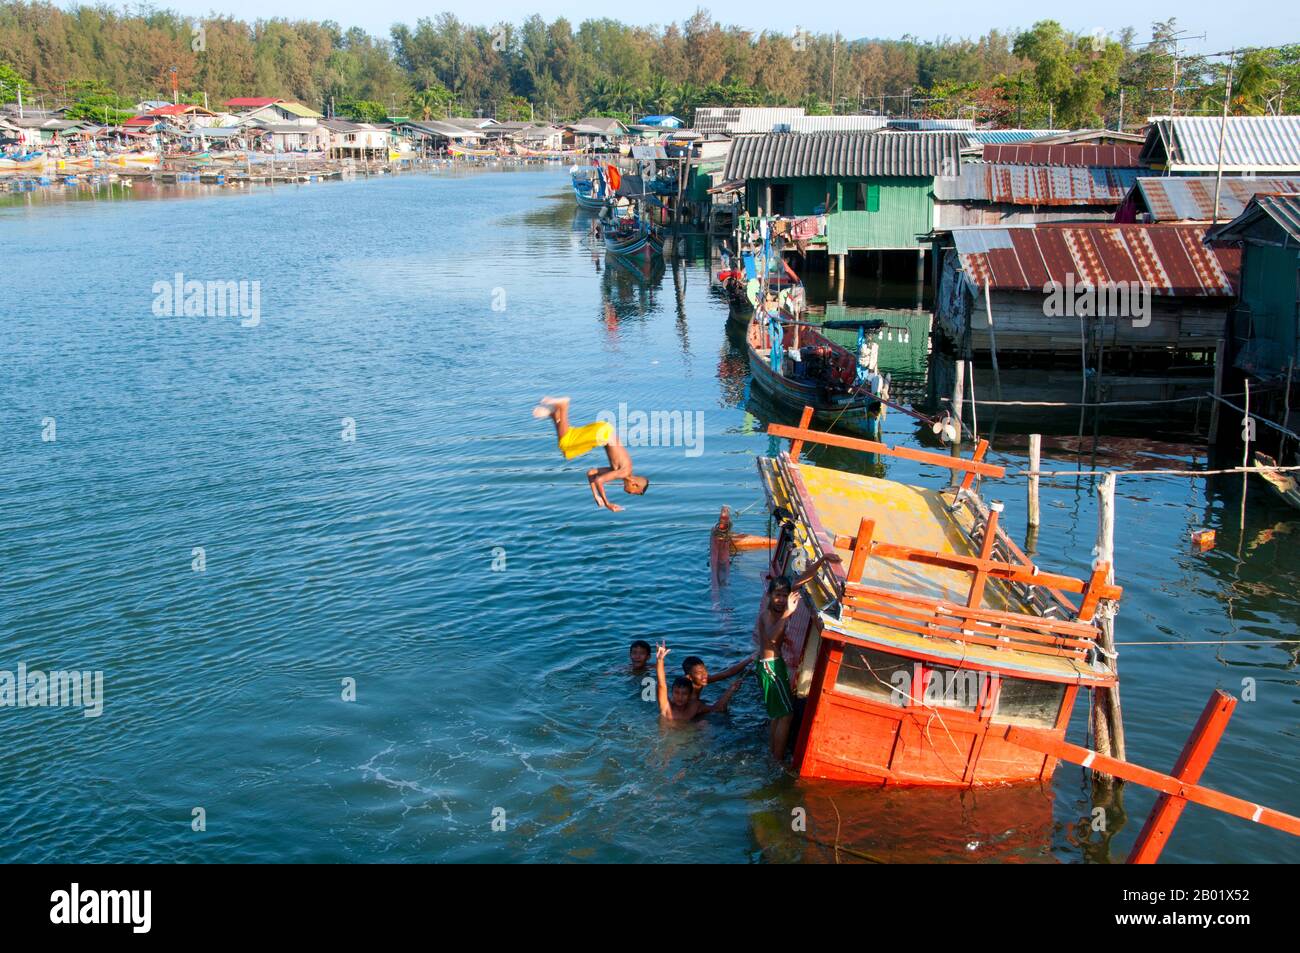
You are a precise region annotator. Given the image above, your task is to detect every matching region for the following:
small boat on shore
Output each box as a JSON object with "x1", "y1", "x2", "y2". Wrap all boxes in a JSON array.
[{"x1": 0, "y1": 151, "x2": 47, "y2": 173}]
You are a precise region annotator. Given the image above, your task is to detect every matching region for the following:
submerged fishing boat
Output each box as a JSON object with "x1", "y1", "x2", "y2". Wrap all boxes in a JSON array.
[
  {"x1": 756, "y1": 416, "x2": 1124, "y2": 785},
  {"x1": 570, "y1": 164, "x2": 608, "y2": 210},
  {"x1": 603, "y1": 212, "x2": 662, "y2": 261}
]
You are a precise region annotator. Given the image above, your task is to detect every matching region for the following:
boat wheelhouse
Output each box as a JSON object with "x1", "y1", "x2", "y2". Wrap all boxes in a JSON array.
[{"x1": 757, "y1": 412, "x2": 1121, "y2": 786}]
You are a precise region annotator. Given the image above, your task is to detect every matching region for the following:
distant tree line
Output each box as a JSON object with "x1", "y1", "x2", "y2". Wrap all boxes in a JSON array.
[{"x1": 0, "y1": 3, "x2": 1296, "y2": 128}]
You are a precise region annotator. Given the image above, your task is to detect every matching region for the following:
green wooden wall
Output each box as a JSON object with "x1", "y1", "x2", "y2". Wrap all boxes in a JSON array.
[
  {"x1": 743, "y1": 175, "x2": 935, "y2": 252},
  {"x1": 1239, "y1": 243, "x2": 1300, "y2": 375}
]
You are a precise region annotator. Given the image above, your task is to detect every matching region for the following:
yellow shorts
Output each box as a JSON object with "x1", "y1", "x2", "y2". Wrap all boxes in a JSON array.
[{"x1": 558, "y1": 420, "x2": 613, "y2": 460}]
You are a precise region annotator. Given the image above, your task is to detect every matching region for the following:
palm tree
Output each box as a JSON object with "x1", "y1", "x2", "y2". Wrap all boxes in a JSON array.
[{"x1": 644, "y1": 77, "x2": 676, "y2": 115}]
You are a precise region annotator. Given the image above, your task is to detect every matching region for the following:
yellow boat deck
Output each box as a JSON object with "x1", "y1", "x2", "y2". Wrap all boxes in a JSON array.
[{"x1": 760, "y1": 456, "x2": 1113, "y2": 685}]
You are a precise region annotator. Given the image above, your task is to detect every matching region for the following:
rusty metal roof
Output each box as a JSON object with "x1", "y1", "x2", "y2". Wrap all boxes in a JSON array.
[
  {"x1": 1140, "y1": 117, "x2": 1300, "y2": 173},
  {"x1": 722, "y1": 131, "x2": 965, "y2": 179},
  {"x1": 952, "y1": 223, "x2": 1240, "y2": 296},
  {"x1": 935, "y1": 163, "x2": 1139, "y2": 205},
  {"x1": 1207, "y1": 193, "x2": 1300, "y2": 244},
  {"x1": 1131, "y1": 176, "x2": 1300, "y2": 222},
  {"x1": 981, "y1": 143, "x2": 1144, "y2": 168}
]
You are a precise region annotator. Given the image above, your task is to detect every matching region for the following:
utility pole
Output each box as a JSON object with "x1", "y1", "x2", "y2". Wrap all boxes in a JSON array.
[
  {"x1": 1117, "y1": 88, "x2": 1125, "y2": 132},
  {"x1": 830, "y1": 32, "x2": 838, "y2": 114},
  {"x1": 1212, "y1": 50, "x2": 1236, "y2": 227}
]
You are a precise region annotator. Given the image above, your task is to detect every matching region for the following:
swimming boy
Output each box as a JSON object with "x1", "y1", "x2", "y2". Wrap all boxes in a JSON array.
[
  {"x1": 654, "y1": 644, "x2": 707, "y2": 722},
  {"x1": 754, "y1": 554, "x2": 841, "y2": 760},
  {"x1": 682, "y1": 653, "x2": 755, "y2": 713},
  {"x1": 533, "y1": 396, "x2": 648, "y2": 511},
  {"x1": 629, "y1": 640, "x2": 652, "y2": 674}
]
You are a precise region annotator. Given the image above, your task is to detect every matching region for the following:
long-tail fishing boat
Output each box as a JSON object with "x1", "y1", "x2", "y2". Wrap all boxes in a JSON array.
[
  {"x1": 0, "y1": 151, "x2": 47, "y2": 173},
  {"x1": 757, "y1": 411, "x2": 1119, "y2": 785},
  {"x1": 603, "y1": 210, "x2": 663, "y2": 261},
  {"x1": 746, "y1": 276, "x2": 891, "y2": 438},
  {"x1": 570, "y1": 164, "x2": 608, "y2": 210}
]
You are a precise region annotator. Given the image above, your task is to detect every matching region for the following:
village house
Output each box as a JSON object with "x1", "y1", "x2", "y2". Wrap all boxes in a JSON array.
[
  {"x1": 319, "y1": 118, "x2": 389, "y2": 159},
  {"x1": 393, "y1": 119, "x2": 485, "y2": 154},
  {"x1": 1118, "y1": 176, "x2": 1300, "y2": 224},
  {"x1": 124, "y1": 104, "x2": 218, "y2": 131},
  {"x1": 480, "y1": 121, "x2": 565, "y2": 151},
  {"x1": 930, "y1": 221, "x2": 1241, "y2": 410},
  {"x1": 722, "y1": 129, "x2": 966, "y2": 285},
  {"x1": 564, "y1": 117, "x2": 626, "y2": 150},
  {"x1": 233, "y1": 101, "x2": 323, "y2": 127},
  {"x1": 1206, "y1": 193, "x2": 1300, "y2": 393},
  {"x1": 1138, "y1": 116, "x2": 1300, "y2": 175},
  {"x1": 933, "y1": 141, "x2": 1144, "y2": 230}
]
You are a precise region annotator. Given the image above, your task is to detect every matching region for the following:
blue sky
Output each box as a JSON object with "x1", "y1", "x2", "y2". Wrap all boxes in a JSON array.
[{"x1": 128, "y1": 1, "x2": 1288, "y2": 54}]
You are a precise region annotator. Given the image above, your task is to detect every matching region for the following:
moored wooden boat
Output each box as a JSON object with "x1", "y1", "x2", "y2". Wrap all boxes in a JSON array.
[
  {"x1": 1253, "y1": 451, "x2": 1300, "y2": 509},
  {"x1": 747, "y1": 301, "x2": 889, "y2": 437},
  {"x1": 603, "y1": 214, "x2": 663, "y2": 261},
  {"x1": 757, "y1": 414, "x2": 1121, "y2": 786},
  {"x1": 570, "y1": 165, "x2": 607, "y2": 210}
]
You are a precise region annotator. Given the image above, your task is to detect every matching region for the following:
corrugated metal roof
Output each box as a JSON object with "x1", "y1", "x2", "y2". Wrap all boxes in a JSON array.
[
  {"x1": 277, "y1": 102, "x2": 323, "y2": 119},
  {"x1": 1133, "y1": 176, "x2": 1300, "y2": 222},
  {"x1": 723, "y1": 131, "x2": 965, "y2": 179},
  {"x1": 1254, "y1": 194, "x2": 1300, "y2": 241},
  {"x1": 786, "y1": 115, "x2": 889, "y2": 133},
  {"x1": 888, "y1": 118, "x2": 975, "y2": 131},
  {"x1": 952, "y1": 223, "x2": 1239, "y2": 296},
  {"x1": 935, "y1": 163, "x2": 1140, "y2": 205},
  {"x1": 982, "y1": 143, "x2": 1144, "y2": 168},
  {"x1": 1207, "y1": 193, "x2": 1300, "y2": 244},
  {"x1": 693, "y1": 107, "x2": 807, "y2": 134},
  {"x1": 1141, "y1": 116, "x2": 1300, "y2": 172},
  {"x1": 1253, "y1": 193, "x2": 1300, "y2": 241},
  {"x1": 399, "y1": 120, "x2": 483, "y2": 140},
  {"x1": 965, "y1": 130, "x2": 1054, "y2": 145}
]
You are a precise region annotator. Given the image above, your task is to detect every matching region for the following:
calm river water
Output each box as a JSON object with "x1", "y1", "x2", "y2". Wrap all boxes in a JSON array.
[{"x1": 1, "y1": 166, "x2": 1296, "y2": 862}]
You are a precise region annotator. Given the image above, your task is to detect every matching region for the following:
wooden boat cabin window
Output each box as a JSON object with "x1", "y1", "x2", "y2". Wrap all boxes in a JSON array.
[
  {"x1": 916, "y1": 663, "x2": 984, "y2": 712},
  {"x1": 990, "y1": 677, "x2": 1066, "y2": 728},
  {"x1": 834, "y1": 645, "x2": 912, "y2": 705}
]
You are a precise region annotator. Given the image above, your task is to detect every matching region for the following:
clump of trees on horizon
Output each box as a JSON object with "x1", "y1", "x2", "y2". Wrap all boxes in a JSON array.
[{"x1": 0, "y1": 3, "x2": 1297, "y2": 128}]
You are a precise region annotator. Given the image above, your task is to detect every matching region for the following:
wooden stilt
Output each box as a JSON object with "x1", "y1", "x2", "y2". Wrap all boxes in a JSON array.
[
  {"x1": 1091, "y1": 473, "x2": 1125, "y2": 767},
  {"x1": 1209, "y1": 338, "x2": 1226, "y2": 443},
  {"x1": 952, "y1": 358, "x2": 966, "y2": 445},
  {"x1": 1027, "y1": 434, "x2": 1042, "y2": 529}
]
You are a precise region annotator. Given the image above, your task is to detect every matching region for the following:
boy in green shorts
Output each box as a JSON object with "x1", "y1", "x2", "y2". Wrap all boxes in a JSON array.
[{"x1": 753, "y1": 554, "x2": 840, "y2": 760}]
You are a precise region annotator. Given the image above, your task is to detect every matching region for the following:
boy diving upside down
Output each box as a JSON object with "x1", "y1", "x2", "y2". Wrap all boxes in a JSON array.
[{"x1": 533, "y1": 396, "x2": 648, "y2": 511}]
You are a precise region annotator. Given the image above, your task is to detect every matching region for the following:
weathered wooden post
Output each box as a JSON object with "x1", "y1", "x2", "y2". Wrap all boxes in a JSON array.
[
  {"x1": 1027, "y1": 434, "x2": 1042, "y2": 529},
  {"x1": 1208, "y1": 338, "x2": 1226, "y2": 442},
  {"x1": 1091, "y1": 472, "x2": 1126, "y2": 780},
  {"x1": 951, "y1": 358, "x2": 966, "y2": 448}
]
